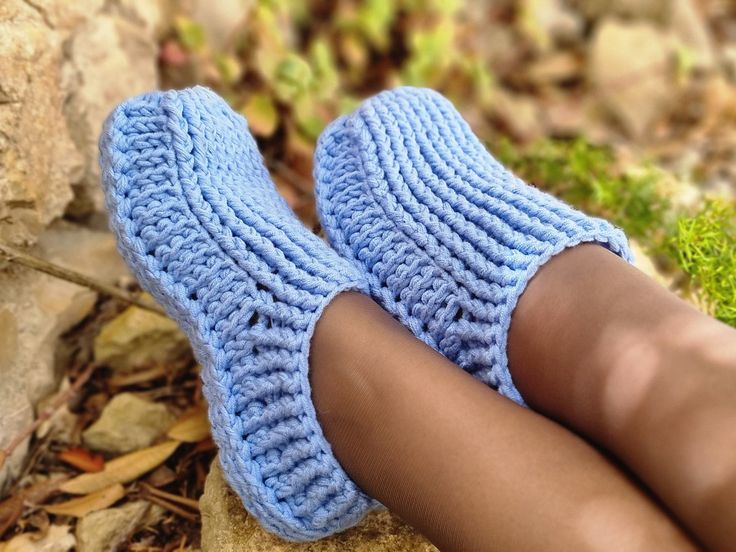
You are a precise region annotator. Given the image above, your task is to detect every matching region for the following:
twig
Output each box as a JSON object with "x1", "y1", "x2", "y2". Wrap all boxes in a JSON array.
[
  {"x1": 0, "y1": 243, "x2": 165, "y2": 316},
  {"x1": 144, "y1": 494, "x2": 199, "y2": 522},
  {"x1": 0, "y1": 363, "x2": 97, "y2": 471},
  {"x1": 265, "y1": 158, "x2": 314, "y2": 194},
  {"x1": 141, "y1": 482, "x2": 200, "y2": 511}
]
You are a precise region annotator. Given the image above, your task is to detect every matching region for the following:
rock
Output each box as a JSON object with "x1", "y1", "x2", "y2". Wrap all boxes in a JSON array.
[
  {"x1": 0, "y1": 0, "x2": 162, "y2": 242},
  {"x1": 76, "y1": 501, "x2": 163, "y2": 552},
  {"x1": 200, "y1": 458, "x2": 437, "y2": 552},
  {"x1": 0, "y1": 223, "x2": 128, "y2": 493},
  {"x1": 94, "y1": 305, "x2": 190, "y2": 372},
  {"x1": 589, "y1": 19, "x2": 675, "y2": 139},
  {"x1": 62, "y1": 12, "x2": 159, "y2": 216},
  {"x1": 0, "y1": 0, "x2": 83, "y2": 246},
  {"x1": 0, "y1": 524, "x2": 76, "y2": 552},
  {"x1": 83, "y1": 393, "x2": 175, "y2": 454}
]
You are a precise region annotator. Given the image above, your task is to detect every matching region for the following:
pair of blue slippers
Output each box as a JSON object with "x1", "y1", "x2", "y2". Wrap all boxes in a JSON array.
[{"x1": 100, "y1": 86, "x2": 631, "y2": 541}]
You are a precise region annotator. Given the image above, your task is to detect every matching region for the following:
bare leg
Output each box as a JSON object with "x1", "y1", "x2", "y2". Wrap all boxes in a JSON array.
[
  {"x1": 509, "y1": 244, "x2": 736, "y2": 551},
  {"x1": 310, "y1": 293, "x2": 696, "y2": 552}
]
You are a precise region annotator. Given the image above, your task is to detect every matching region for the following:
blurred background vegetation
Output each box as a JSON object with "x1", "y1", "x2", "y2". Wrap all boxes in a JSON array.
[
  {"x1": 161, "y1": 0, "x2": 735, "y2": 326},
  {"x1": 1, "y1": 2, "x2": 735, "y2": 549}
]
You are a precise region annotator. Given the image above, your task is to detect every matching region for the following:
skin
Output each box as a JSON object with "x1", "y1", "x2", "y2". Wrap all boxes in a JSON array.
[
  {"x1": 508, "y1": 244, "x2": 736, "y2": 552},
  {"x1": 310, "y1": 292, "x2": 697, "y2": 552}
]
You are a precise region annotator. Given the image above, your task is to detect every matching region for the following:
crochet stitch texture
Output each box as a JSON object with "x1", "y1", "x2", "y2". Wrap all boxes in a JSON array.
[
  {"x1": 99, "y1": 86, "x2": 375, "y2": 541},
  {"x1": 315, "y1": 87, "x2": 633, "y2": 405}
]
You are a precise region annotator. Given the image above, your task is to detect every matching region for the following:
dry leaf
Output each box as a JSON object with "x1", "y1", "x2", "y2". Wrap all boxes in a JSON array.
[
  {"x1": 60, "y1": 441, "x2": 179, "y2": 495},
  {"x1": 0, "y1": 495, "x2": 23, "y2": 538},
  {"x1": 57, "y1": 448, "x2": 104, "y2": 473},
  {"x1": 167, "y1": 405, "x2": 209, "y2": 443},
  {"x1": 241, "y1": 93, "x2": 279, "y2": 137},
  {"x1": 43, "y1": 484, "x2": 124, "y2": 518},
  {"x1": 0, "y1": 524, "x2": 75, "y2": 552}
]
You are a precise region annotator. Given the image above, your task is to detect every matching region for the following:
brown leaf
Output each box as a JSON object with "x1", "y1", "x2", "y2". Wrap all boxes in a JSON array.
[
  {"x1": 166, "y1": 405, "x2": 209, "y2": 443},
  {"x1": 60, "y1": 441, "x2": 179, "y2": 495},
  {"x1": 58, "y1": 448, "x2": 104, "y2": 473},
  {"x1": 0, "y1": 495, "x2": 23, "y2": 538},
  {"x1": 43, "y1": 484, "x2": 125, "y2": 518}
]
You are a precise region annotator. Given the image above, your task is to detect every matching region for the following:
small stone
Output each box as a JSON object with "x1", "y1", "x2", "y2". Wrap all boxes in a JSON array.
[
  {"x1": 94, "y1": 304, "x2": 190, "y2": 372},
  {"x1": 76, "y1": 501, "x2": 163, "y2": 552},
  {"x1": 83, "y1": 393, "x2": 175, "y2": 454},
  {"x1": 589, "y1": 19, "x2": 675, "y2": 139},
  {"x1": 199, "y1": 458, "x2": 437, "y2": 551}
]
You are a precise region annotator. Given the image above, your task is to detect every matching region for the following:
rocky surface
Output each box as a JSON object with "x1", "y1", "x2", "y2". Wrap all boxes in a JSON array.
[
  {"x1": 199, "y1": 459, "x2": 437, "y2": 552},
  {"x1": 0, "y1": 0, "x2": 164, "y2": 492},
  {"x1": 94, "y1": 304, "x2": 190, "y2": 372},
  {"x1": 0, "y1": 0, "x2": 163, "y2": 243},
  {"x1": 0, "y1": 223, "x2": 129, "y2": 492},
  {"x1": 82, "y1": 393, "x2": 175, "y2": 454}
]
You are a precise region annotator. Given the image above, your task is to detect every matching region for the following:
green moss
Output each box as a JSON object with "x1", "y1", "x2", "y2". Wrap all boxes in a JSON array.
[
  {"x1": 497, "y1": 137, "x2": 736, "y2": 328},
  {"x1": 671, "y1": 201, "x2": 736, "y2": 326},
  {"x1": 495, "y1": 138, "x2": 671, "y2": 244}
]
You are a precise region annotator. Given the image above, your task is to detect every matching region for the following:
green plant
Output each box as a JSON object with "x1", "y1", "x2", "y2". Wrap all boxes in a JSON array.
[
  {"x1": 495, "y1": 138, "x2": 672, "y2": 244},
  {"x1": 671, "y1": 200, "x2": 736, "y2": 326},
  {"x1": 497, "y1": 137, "x2": 736, "y2": 328}
]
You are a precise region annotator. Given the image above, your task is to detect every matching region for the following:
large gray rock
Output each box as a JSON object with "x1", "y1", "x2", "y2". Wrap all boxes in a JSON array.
[
  {"x1": 0, "y1": 0, "x2": 83, "y2": 246},
  {"x1": 200, "y1": 459, "x2": 438, "y2": 552},
  {"x1": 589, "y1": 19, "x2": 675, "y2": 139},
  {"x1": 0, "y1": 0, "x2": 163, "y2": 493},
  {"x1": 0, "y1": 223, "x2": 129, "y2": 493},
  {"x1": 83, "y1": 393, "x2": 175, "y2": 454}
]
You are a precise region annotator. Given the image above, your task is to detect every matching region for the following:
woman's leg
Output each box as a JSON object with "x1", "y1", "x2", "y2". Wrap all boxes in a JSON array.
[
  {"x1": 509, "y1": 244, "x2": 736, "y2": 551},
  {"x1": 310, "y1": 293, "x2": 697, "y2": 552}
]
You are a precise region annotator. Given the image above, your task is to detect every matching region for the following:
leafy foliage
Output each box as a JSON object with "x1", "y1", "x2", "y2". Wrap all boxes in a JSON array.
[
  {"x1": 672, "y1": 200, "x2": 736, "y2": 326},
  {"x1": 496, "y1": 138, "x2": 672, "y2": 243},
  {"x1": 498, "y1": 138, "x2": 736, "y2": 327}
]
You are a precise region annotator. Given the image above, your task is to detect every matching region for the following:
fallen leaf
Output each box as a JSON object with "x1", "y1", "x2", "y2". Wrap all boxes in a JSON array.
[
  {"x1": 167, "y1": 405, "x2": 209, "y2": 443},
  {"x1": 60, "y1": 441, "x2": 179, "y2": 495},
  {"x1": 43, "y1": 484, "x2": 125, "y2": 518},
  {"x1": 57, "y1": 448, "x2": 104, "y2": 473},
  {"x1": 0, "y1": 524, "x2": 75, "y2": 552},
  {"x1": 0, "y1": 495, "x2": 23, "y2": 538},
  {"x1": 241, "y1": 93, "x2": 279, "y2": 137}
]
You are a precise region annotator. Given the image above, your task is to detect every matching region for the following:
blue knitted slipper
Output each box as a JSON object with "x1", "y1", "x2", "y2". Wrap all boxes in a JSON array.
[
  {"x1": 99, "y1": 86, "x2": 376, "y2": 541},
  {"x1": 315, "y1": 87, "x2": 633, "y2": 405}
]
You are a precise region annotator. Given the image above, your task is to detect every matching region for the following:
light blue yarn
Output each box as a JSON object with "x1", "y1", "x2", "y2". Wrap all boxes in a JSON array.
[
  {"x1": 315, "y1": 87, "x2": 633, "y2": 405},
  {"x1": 99, "y1": 86, "x2": 377, "y2": 541}
]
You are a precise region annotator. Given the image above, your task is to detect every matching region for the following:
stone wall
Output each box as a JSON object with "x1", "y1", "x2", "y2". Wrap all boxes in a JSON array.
[{"x1": 0, "y1": 0, "x2": 165, "y2": 492}]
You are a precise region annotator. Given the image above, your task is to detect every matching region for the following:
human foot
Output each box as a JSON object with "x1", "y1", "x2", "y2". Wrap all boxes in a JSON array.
[
  {"x1": 99, "y1": 86, "x2": 375, "y2": 540},
  {"x1": 314, "y1": 87, "x2": 632, "y2": 404}
]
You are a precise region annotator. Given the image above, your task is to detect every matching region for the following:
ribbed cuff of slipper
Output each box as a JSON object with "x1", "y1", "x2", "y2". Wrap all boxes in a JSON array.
[
  {"x1": 100, "y1": 86, "x2": 377, "y2": 541},
  {"x1": 315, "y1": 87, "x2": 633, "y2": 405}
]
